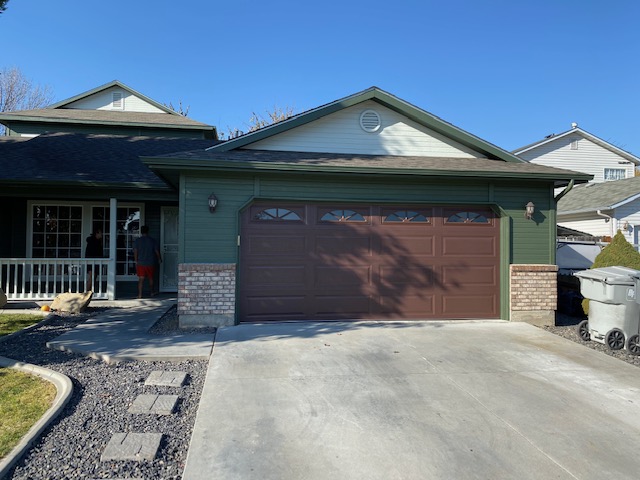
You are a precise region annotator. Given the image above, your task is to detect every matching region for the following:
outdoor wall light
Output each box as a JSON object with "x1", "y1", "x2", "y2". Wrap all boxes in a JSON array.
[
  {"x1": 208, "y1": 193, "x2": 219, "y2": 213},
  {"x1": 525, "y1": 202, "x2": 535, "y2": 220}
]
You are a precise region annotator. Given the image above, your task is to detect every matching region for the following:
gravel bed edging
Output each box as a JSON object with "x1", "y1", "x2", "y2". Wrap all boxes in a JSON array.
[
  {"x1": 0, "y1": 310, "x2": 209, "y2": 480},
  {"x1": 0, "y1": 356, "x2": 73, "y2": 479}
]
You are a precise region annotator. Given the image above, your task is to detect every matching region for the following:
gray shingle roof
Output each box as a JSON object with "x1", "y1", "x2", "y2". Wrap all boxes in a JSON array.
[
  {"x1": 0, "y1": 108, "x2": 212, "y2": 129},
  {"x1": 148, "y1": 148, "x2": 591, "y2": 183},
  {"x1": 558, "y1": 176, "x2": 640, "y2": 214},
  {"x1": 0, "y1": 133, "x2": 215, "y2": 187}
]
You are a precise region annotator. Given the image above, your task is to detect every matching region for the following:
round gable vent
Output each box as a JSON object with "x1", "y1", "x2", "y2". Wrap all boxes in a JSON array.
[{"x1": 360, "y1": 109, "x2": 381, "y2": 133}]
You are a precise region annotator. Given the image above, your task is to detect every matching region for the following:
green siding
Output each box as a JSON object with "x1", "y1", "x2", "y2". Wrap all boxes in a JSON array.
[{"x1": 182, "y1": 172, "x2": 555, "y2": 266}]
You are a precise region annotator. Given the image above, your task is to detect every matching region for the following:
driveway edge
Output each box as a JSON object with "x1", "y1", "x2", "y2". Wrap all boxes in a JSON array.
[{"x1": 0, "y1": 356, "x2": 73, "y2": 479}]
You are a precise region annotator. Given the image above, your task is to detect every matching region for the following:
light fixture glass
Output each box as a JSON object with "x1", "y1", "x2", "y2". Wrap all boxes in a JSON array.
[
  {"x1": 208, "y1": 193, "x2": 218, "y2": 213},
  {"x1": 525, "y1": 202, "x2": 535, "y2": 220}
]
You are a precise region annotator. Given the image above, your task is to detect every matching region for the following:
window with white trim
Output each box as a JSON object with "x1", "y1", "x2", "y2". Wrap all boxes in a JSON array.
[
  {"x1": 604, "y1": 168, "x2": 626, "y2": 181},
  {"x1": 92, "y1": 206, "x2": 141, "y2": 276},
  {"x1": 32, "y1": 205, "x2": 83, "y2": 258}
]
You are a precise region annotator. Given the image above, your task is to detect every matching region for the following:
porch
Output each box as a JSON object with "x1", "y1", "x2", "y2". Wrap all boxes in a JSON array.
[{"x1": 1, "y1": 258, "x2": 114, "y2": 300}]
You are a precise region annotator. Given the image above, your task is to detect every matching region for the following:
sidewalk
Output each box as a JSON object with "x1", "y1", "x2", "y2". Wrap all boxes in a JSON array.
[{"x1": 46, "y1": 299, "x2": 215, "y2": 363}]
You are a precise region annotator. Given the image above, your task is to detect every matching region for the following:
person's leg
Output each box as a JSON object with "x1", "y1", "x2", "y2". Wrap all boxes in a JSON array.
[{"x1": 138, "y1": 276, "x2": 144, "y2": 298}]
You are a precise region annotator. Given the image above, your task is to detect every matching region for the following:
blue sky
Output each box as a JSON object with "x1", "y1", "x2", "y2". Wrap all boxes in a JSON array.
[{"x1": 2, "y1": 0, "x2": 639, "y2": 153}]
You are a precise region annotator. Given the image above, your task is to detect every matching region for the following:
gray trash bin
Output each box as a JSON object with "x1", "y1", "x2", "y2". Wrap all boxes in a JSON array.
[{"x1": 574, "y1": 266, "x2": 640, "y2": 352}]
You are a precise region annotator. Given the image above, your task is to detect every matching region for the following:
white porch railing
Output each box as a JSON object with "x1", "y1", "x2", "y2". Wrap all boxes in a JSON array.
[{"x1": 0, "y1": 258, "x2": 113, "y2": 300}]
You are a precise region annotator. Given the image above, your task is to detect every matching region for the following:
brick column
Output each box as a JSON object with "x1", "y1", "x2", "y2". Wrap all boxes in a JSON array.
[
  {"x1": 510, "y1": 264, "x2": 558, "y2": 326},
  {"x1": 178, "y1": 263, "x2": 236, "y2": 328}
]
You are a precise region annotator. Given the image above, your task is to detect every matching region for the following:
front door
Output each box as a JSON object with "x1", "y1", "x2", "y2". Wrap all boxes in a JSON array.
[{"x1": 160, "y1": 207, "x2": 179, "y2": 292}]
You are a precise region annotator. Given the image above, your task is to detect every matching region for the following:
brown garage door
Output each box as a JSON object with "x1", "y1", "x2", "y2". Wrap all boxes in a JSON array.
[{"x1": 239, "y1": 203, "x2": 500, "y2": 321}]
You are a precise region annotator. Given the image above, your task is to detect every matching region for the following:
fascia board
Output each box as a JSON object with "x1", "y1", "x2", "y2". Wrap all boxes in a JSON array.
[
  {"x1": 208, "y1": 89, "x2": 377, "y2": 152},
  {"x1": 514, "y1": 129, "x2": 574, "y2": 155},
  {"x1": 0, "y1": 114, "x2": 214, "y2": 131},
  {"x1": 610, "y1": 193, "x2": 640, "y2": 210},
  {"x1": 142, "y1": 156, "x2": 582, "y2": 182},
  {"x1": 370, "y1": 90, "x2": 523, "y2": 163}
]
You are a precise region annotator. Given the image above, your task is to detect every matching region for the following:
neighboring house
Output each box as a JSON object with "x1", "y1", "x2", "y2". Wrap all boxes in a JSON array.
[
  {"x1": 144, "y1": 87, "x2": 591, "y2": 327},
  {"x1": 514, "y1": 125, "x2": 640, "y2": 185},
  {"x1": 556, "y1": 176, "x2": 640, "y2": 245},
  {"x1": 0, "y1": 81, "x2": 217, "y2": 300},
  {"x1": 515, "y1": 125, "x2": 640, "y2": 238}
]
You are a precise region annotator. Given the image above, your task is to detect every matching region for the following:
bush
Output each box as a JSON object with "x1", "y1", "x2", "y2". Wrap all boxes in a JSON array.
[{"x1": 582, "y1": 230, "x2": 640, "y2": 314}]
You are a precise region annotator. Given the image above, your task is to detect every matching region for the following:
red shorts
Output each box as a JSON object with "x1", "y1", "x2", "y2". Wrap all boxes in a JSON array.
[{"x1": 136, "y1": 265, "x2": 154, "y2": 279}]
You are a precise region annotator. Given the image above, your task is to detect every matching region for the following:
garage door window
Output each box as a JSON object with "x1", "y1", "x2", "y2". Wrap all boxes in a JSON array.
[
  {"x1": 383, "y1": 209, "x2": 430, "y2": 223},
  {"x1": 320, "y1": 209, "x2": 368, "y2": 223},
  {"x1": 446, "y1": 211, "x2": 489, "y2": 224},
  {"x1": 253, "y1": 207, "x2": 303, "y2": 222}
]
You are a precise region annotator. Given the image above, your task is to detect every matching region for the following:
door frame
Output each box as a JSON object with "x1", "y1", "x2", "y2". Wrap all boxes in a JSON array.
[{"x1": 160, "y1": 206, "x2": 179, "y2": 292}]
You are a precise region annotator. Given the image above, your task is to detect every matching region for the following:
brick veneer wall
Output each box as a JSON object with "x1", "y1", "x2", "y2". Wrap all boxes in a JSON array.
[
  {"x1": 510, "y1": 264, "x2": 558, "y2": 326},
  {"x1": 178, "y1": 263, "x2": 236, "y2": 327}
]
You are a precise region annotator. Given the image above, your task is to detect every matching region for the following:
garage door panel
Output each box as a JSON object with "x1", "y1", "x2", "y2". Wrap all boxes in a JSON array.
[
  {"x1": 442, "y1": 236, "x2": 496, "y2": 256},
  {"x1": 314, "y1": 236, "x2": 371, "y2": 256},
  {"x1": 245, "y1": 296, "x2": 307, "y2": 317},
  {"x1": 442, "y1": 266, "x2": 497, "y2": 287},
  {"x1": 380, "y1": 266, "x2": 435, "y2": 287},
  {"x1": 315, "y1": 266, "x2": 371, "y2": 287},
  {"x1": 314, "y1": 295, "x2": 371, "y2": 315},
  {"x1": 248, "y1": 235, "x2": 306, "y2": 255},
  {"x1": 245, "y1": 266, "x2": 306, "y2": 286},
  {"x1": 442, "y1": 294, "x2": 497, "y2": 317},
  {"x1": 379, "y1": 236, "x2": 435, "y2": 256},
  {"x1": 379, "y1": 295, "x2": 435, "y2": 315}
]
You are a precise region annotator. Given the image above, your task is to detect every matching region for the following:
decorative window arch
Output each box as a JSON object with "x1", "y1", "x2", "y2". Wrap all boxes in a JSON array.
[
  {"x1": 384, "y1": 210, "x2": 429, "y2": 223},
  {"x1": 446, "y1": 211, "x2": 489, "y2": 224},
  {"x1": 320, "y1": 209, "x2": 366, "y2": 222},
  {"x1": 254, "y1": 207, "x2": 302, "y2": 222}
]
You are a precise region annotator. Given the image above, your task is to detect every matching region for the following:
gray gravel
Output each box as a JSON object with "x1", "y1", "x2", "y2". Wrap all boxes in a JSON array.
[
  {"x1": 0, "y1": 308, "x2": 208, "y2": 480},
  {"x1": 540, "y1": 314, "x2": 640, "y2": 368}
]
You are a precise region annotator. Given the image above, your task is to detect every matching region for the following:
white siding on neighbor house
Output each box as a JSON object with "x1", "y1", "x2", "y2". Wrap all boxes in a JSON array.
[
  {"x1": 613, "y1": 200, "x2": 640, "y2": 246},
  {"x1": 244, "y1": 101, "x2": 486, "y2": 157},
  {"x1": 558, "y1": 214, "x2": 613, "y2": 238},
  {"x1": 63, "y1": 86, "x2": 165, "y2": 113},
  {"x1": 519, "y1": 132, "x2": 635, "y2": 183}
]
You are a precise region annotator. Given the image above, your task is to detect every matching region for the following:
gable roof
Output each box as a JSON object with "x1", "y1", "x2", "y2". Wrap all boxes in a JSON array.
[
  {"x1": 514, "y1": 126, "x2": 640, "y2": 166},
  {"x1": 0, "y1": 80, "x2": 217, "y2": 137},
  {"x1": 208, "y1": 86, "x2": 524, "y2": 163},
  {"x1": 0, "y1": 132, "x2": 216, "y2": 189},
  {"x1": 48, "y1": 80, "x2": 176, "y2": 115},
  {"x1": 558, "y1": 175, "x2": 640, "y2": 215}
]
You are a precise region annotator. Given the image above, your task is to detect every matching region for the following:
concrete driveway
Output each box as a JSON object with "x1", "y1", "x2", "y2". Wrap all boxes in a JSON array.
[{"x1": 183, "y1": 321, "x2": 640, "y2": 479}]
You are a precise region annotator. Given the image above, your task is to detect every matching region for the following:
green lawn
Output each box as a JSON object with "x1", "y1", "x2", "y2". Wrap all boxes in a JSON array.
[
  {"x1": 0, "y1": 313, "x2": 45, "y2": 337},
  {"x1": 0, "y1": 368, "x2": 56, "y2": 459}
]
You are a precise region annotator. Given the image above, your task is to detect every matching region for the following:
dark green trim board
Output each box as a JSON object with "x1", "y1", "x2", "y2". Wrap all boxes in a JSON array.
[{"x1": 498, "y1": 206, "x2": 512, "y2": 320}]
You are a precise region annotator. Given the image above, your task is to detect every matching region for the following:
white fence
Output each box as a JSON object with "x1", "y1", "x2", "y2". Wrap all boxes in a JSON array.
[{"x1": 0, "y1": 258, "x2": 112, "y2": 300}]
